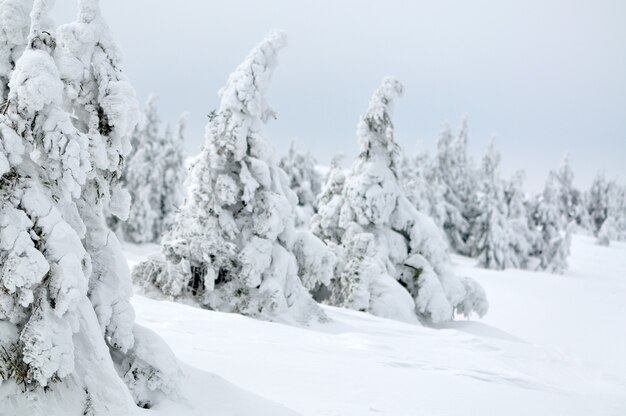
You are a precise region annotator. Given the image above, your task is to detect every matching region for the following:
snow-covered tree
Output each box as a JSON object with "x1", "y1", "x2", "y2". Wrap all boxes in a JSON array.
[
  {"x1": 401, "y1": 148, "x2": 446, "y2": 229},
  {"x1": 122, "y1": 96, "x2": 165, "y2": 243},
  {"x1": 160, "y1": 113, "x2": 187, "y2": 232},
  {"x1": 133, "y1": 31, "x2": 333, "y2": 324},
  {"x1": 529, "y1": 172, "x2": 571, "y2": 273},
  {"x1": 587, "y1": 175, "x2": 626, "y2": 245},
  {"x1": 0, "y1": 0, "x2": 32, "y2": 100},
  {"x1": 312, "y1": 78, "x2": 488, "y2": 323},
  {"x1": 435, "y1": 117, "x2": 479, "y2": 255},
  {"x1": 57, "y1": 0, "x2": 178, "y2": 408},
  {"x1": 118, "y1": 97, "x2": 187, "y2": 243},
  {"x1": 587, "y1": 173, "x2": 611, "y2": 236},
  {"x1": 279, "y1": 140, "x2": 321, "y2": 227},
  {"x1": 554, "y1": 154, "x2": 587, "y2": 229},
  {"x1": 473, "y1": 140, "x2": 516, "y2": 270},
  {"x1": 504, "y1": 170, "x2": 536, "y2": 268},
  {"x1": 0, "y1": 1, "x2": 178, "y2": 413}
]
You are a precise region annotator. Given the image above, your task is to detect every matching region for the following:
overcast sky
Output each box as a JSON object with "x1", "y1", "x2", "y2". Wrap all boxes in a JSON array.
[{"x1": 53, "y1": 0, "x2": 626, "y2": 191}]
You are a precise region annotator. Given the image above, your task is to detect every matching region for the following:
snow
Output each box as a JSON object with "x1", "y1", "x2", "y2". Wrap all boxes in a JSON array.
[{"x1": 125, "y1": 234, "x2": 626, "y2": 416}]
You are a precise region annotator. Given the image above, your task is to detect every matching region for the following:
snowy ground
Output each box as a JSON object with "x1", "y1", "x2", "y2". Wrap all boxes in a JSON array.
[{"x1": 126, "y1": 235, "x2": 626, "y2": 416}]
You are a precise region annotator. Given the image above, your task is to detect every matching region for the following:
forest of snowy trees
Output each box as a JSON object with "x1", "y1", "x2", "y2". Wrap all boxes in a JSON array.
[{"x1": 1, "y1": 0, "x2": 625, "y2": 415}]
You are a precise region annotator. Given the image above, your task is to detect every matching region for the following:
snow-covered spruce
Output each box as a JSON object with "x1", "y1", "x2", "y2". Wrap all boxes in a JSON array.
[
  {"x1": 7, "y1": 0, "x2": 182, "y2": 411},
  {"x1": 586, "y1": 174, "x2": 626, "y2": 245},
  {"x1": 400, "y1": 148, "x2": 446, "y2": 229},
  {"x1": 133, "y1": 31, "x2": 334, "y2": 324},
  {"x1": 472, "y1": 139, "x2": 516, "y2": 270},
  {"x1": 503, "y1": 171, "x2": 536, "y2": 269},
  {"x1": 311, "y1": 78, "x2": 488, "y2": 323},
  {"x1": 279, "y1": 140, "x2": 322, "y2": 227},
  {"x1": 120, "y1": 97, "x2": 186, "y2": 243},
  {"x1": 553, "y1": 154, "x2": 588, "y2": 230},
  {"x1": 434, "y1": 117, "x2": 480, "y2": 256},
  {"x1": 0, "y1": 1, "x2": 176, "y2": 413},
  {"x1": 0, "y1": 0, "x2": 32, "y2": 101},
  {"x1": 529, "y1": 172, "x2": 572, "y2": 273}
]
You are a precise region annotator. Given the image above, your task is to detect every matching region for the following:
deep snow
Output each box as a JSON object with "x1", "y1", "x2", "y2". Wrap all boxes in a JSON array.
[{"x1": 125, "y1": 235, "x2": 626, "y2": 416}]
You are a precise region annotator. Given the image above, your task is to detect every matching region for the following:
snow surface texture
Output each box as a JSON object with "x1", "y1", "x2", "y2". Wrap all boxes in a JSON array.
[
  {"x1": 312, "y1": 78, "x2": 488, "y2": 323},
  {"x1": 125, "y1": 234, "x2": 626, "y2": 416},
  {"x1": 133, "y1": 31, "x2": 334, "y2": 325}
]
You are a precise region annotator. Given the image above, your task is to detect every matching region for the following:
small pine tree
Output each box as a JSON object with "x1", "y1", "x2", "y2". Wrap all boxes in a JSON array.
[
  {"x1": 473, "y1": 140, "x2": 516, "y2": 270},
  {"x1": 530, "y1": 172, "x2": 571, "y2": 273},
  {"x1": 312, "y1": 78, "x2": 488, "y2": 323},
  {"x1": 122, "y1": 96, "x2": 165, "y2": 243},
  {"x1": 554, "y1": 153, "x2": 587, "y2": 228},
  {"x1": 587, "y1": 173, "x2": 611, "y2": 236},
  {"x1": 279, "y1": 140, "x2": 322, "y2": 227},
  {"x1": 133, "y1": 31, "x2": 333, "y2": 324},
  {"x1": 435, "y1": 117, "x2": 479, "y2": 255},
  {"x1": 160, "y1": 113, "x2": 187, "y2": 232},
  {"x1": 401, "y1": 148, "x2": 446, "y2": 229},
  {"x1": 503, "y1": 171, "x2": 535, "y2": 268}
]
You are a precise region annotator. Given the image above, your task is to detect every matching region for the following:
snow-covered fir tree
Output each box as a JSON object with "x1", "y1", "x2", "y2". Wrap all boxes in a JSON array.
[
  {"x1": 278, "y1": 140, "x2": 322, "y2": 227},
  {"x1": 401, "y1": 148, "x2": 446, "y2": 229},
  {"x1": 122, "y1": 96, "x2": 162, "y2": 243},
  {"x1": 133, "y1": 31, "x2": 334, "y2": 324},
  {"x1": 118, "y1": 97, "x2": 187, "y2": 243},
  {"x1": 0, "y1": 0, "x2": 179, "y2": 413},
  {"x1": 473, "y1": 140, "x2": 516, "y2": 270},
  {"x1": 435, "y1": 117, "x2": 479, "y2": 255},
  {"x1": 0, "y1": 0, "x2": 32, "y2": 101},
  {"x1": 587, "y1": 175, "x2": 626, "y2": 245},
  {"x1": 529, "y1": 172, "x2": 571, "y2": 273},
  {"x1": 160, "y1": 113, "x2": 187, "y2": 232},
  {"x1": 312, "y1": 78, "x2": 488, "y2": 323},
  {"x1": 503, "y1": 170, "x2": 536, "y2": 269},
  {"x1": 554, "y1": 154, "x2": 587, "y2": 229},
  {"x1": 587, "y1": 173, "x2": 611, "y2": 236}
]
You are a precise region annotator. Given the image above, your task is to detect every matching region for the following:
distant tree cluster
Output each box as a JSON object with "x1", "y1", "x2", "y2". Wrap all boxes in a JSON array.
[{"x1": 399, "y1": 122, "x2": 626, "y2": 272}]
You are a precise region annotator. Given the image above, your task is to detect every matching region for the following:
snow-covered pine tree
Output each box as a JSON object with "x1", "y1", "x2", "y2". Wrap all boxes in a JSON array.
[
  {"x1": 588, "y1": 176, "x2": 626, "y2": 245},
  {"x1": 435, "y1": 117, "x2": 479, "y2": 255},
  {"x1": 54, "y1": 0, "x2": 179, "y2": 407},
  {"x1": 554, "y1": 153, "x2": 587, "y2": 229},
  {"x1": 587, "y1": 173, "x2": 611, "y2": 236},
  {"x1": 311, "y1": 154, "x2": 347, "y2": 243},
  {"x1": 279, "y1": 140, "x2": 322, "y2": 227},
  {"x1": 122, "y1": 96, "x2": 165, "y2": 243},
  {"x1": 401, "y1": 148, "x2": 446, "y2": 229},
  {"x1": 160, "y1": 113, "x2": 187, "y2": 232},
  {"x1": 530, "y1": 172, "x2": 571, "y2": 273},
  {"x1": 133, "y1": 31, "x2": 333, "y2": 324},
  {"x1": 504, "y1": 170, "x2": 536, "y2": 268},
  {"x1": 472, "y1": 139, "x2": 516, "y2": 270},
  {"x1": 312, "y1": 78, "x2": 488, "y2": 323},
  {"x1": 0, "y1": 1, "x2": 177, "y2": 413},
  {"x1": 0, "y1": 0, "x2": 32, "y2": 101}
]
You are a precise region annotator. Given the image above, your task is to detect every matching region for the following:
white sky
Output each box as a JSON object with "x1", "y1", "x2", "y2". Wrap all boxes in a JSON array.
[{"x1": 53, "y1": 0, "x2": 626, "y2": 192}]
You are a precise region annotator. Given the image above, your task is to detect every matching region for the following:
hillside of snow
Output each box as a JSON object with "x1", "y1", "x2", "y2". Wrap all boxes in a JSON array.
[{"x1": 125, "y1": 234, "x2": 626, "y2": 416}]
